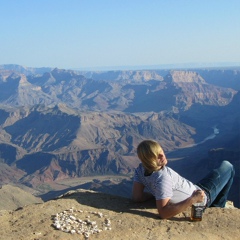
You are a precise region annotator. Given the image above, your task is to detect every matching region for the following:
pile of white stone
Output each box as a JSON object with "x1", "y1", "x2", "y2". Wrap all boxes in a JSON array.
[{"x1": 52, "y1": 207, "x2": 111, "y2": 239}]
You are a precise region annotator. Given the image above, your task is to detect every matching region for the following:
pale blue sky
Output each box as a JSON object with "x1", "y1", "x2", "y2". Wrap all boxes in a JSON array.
[{"x1": 0, "y1": 0, "x2": 239, "y2": 70}]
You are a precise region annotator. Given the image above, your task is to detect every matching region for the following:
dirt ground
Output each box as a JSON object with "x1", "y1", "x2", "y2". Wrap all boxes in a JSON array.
[{"x1": 0, "y1": 189, "x2": 239, "y2": 240}]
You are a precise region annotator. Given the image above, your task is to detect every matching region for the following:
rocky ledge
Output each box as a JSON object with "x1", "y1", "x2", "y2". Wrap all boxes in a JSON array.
[{"x1": 0, "y1": 189, "x2": 239, "y2": 240}]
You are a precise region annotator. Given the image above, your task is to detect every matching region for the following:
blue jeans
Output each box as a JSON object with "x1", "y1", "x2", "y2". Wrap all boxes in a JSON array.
[{"x1": 196, "y1": 160, "x2": 235, "y2": 208}]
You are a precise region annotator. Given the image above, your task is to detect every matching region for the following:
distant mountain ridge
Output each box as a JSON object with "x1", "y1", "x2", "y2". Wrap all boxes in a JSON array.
[
  {"x1": 0, "y1": 64, "x2": 53, "y2": 75},
  {"x1": 0, "y1": 67, "x2": 237, "y2": 112}
]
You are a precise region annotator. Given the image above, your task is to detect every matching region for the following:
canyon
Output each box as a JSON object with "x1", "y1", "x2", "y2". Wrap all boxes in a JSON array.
[{"x1": 0, "y1": 64, "x2": 239, "y2": 207}]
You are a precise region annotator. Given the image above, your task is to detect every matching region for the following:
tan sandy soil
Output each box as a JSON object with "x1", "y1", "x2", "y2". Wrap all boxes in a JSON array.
[{"x1": 0, "y1": 189, "x2": 239, "y2": 240}]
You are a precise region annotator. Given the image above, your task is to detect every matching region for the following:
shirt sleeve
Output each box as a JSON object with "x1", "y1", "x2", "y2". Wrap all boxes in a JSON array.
[
  {"x1": 133, "y1": 167, "x2": 142, "y2": 183},
  {"x1": 154, "y1": 172, "x2": 173, "y2": 200}
]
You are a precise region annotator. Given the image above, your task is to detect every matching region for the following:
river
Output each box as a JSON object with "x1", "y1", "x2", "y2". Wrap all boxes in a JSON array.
[{"x1": 186, "y1": 125, "x2": 219, "y2": 148}]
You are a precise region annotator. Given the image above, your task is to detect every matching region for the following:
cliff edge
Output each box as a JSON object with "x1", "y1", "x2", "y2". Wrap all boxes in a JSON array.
[{"x1": 0, "y1": 189, "x2": 239, "y2": 240}]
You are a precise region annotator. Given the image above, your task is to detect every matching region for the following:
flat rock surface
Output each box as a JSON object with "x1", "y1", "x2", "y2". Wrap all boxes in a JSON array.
[
  {"x1": 0, "y1": 189, "x2": 239, "y2": 240},
  {"x1": 0, "y1": 184, "x2": 43, "y2": 211}
]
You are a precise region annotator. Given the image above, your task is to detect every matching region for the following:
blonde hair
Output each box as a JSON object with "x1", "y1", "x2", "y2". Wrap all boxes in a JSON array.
[{"x1": 137, "y1": 140, "x2": 163, "y2": 172}]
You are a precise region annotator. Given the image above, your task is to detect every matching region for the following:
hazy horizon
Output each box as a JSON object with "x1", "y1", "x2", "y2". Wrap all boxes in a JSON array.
[{"x1": 2, "y1": 62, "x2": 240, "y2": 72}]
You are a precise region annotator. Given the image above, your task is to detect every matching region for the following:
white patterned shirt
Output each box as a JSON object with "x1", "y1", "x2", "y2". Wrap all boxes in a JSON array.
[{"x1": 134, "y1": 163, "x2": 204, "y2": 204}]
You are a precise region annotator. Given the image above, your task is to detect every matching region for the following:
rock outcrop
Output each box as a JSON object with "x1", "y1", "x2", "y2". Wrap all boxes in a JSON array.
[
  {"x1": 0, "y1": 188, "x2": 239, "y2": 240},
  {"x1": 0, "y1": 184, "x2": 43, "y2": 210}
]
